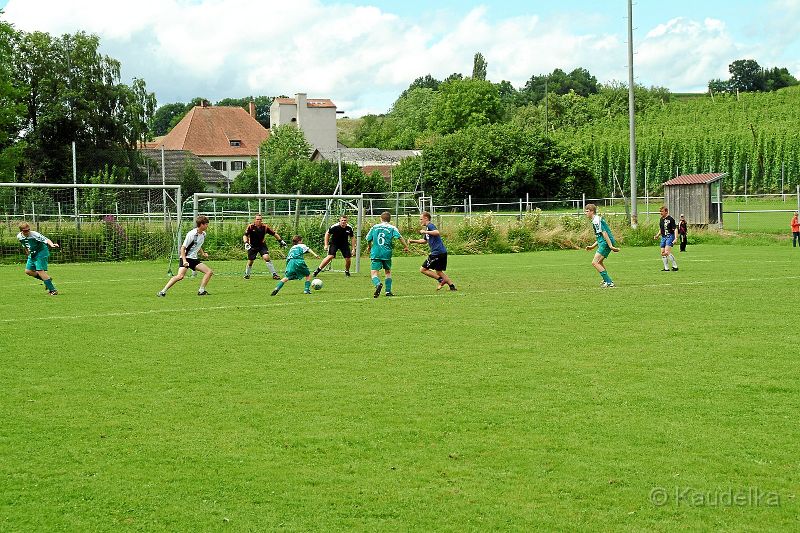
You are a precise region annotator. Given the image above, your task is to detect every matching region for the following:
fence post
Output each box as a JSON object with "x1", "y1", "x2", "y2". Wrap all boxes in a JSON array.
[
  {"x1": 519, "y1": 199, "x2": 523, "y2": 217},
  {"x1": 526, "y1": 192, "x2": 530, "y2": 211},
  {"x1": 468, "y1": 195, "x2": 472, "y2": 216}
]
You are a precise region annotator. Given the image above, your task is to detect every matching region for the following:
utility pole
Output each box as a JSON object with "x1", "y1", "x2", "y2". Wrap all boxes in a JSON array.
[{"x1": 627, "y1": 0, "x2": 638, "y2": 228}]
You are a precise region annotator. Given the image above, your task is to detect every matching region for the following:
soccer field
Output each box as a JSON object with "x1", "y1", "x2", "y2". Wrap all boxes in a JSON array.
[{"x1": 2, "y1": 246, "x2": 799, "y2": 530}]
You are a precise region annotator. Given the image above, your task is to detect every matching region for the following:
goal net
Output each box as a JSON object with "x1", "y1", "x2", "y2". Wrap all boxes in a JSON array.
[
  {"x1": 183, "y1": 193, "x2": 365, "y2": 276},
  {"x1": 0, "y1": 183, "x2": 181, "y2": 271}
]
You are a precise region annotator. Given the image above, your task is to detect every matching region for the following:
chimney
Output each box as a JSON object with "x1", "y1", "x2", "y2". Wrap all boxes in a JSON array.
[
  {"x1": 249, "y1": 100, "x2": 256, "y2": 118},
  {"x1": 201, "y1": 99, "x2": 209, "y2": 108},
  {"x1": 296, "y1": 93, "x2": 307, "y2": 127}
]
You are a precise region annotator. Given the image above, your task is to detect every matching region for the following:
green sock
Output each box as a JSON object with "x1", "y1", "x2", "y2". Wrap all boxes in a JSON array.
[
  {"x1": 44, "y1": 279, "x2": 55, "y2": 291},
  {"x1": 275, "y1": 281, "x2": 285, "y2": 291},
  {"x1": 371, "y1": 276, "x2": 380, "y2": 287},
  {"x1": 600, "y1": 271, "x2": 611, "y2": 284},
  {"x1": 385, "y1": 278, "x2": 392, "y2": 293},
  {"x1": 304, "y1": 280, "x2": 311, "y2": 291}
]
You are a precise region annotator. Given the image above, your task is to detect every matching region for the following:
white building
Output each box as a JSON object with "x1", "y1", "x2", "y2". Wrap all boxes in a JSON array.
[{"x1": 270, "y1": 93, "x2": 339, "y2": 151}]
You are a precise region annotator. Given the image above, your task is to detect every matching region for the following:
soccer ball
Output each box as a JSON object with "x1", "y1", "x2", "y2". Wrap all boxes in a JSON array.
[{"x1": 311, "y1": 278, "x2": 323, "y2": 290}]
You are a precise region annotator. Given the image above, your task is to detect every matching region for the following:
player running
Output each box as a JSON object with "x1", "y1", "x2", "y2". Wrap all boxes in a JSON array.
[
  {"x1": 584, "y1": 204, "x2": 620, "y2": 288},
  {"x1": 655, "y1": 206, "x2": 679, "y2": 271},
  {"x1": 243, "y1": 214, "x2": 286, "y2": 280},
  {"x1": 271, "y1": 235, "x2": 320, "y2": 296},
  {"x1": 313, "y1": 215, "x2": 356, "y2": 277},
  {"x1": 365, "y1": 211, "x2": 409, "y2": 298},
  {"x1": 158, "y1": 215, "x2": 213, "y2": 296},
  {"x1": 407, "y1": 211, "x2": 456, "y2": 291},
  {"x1": 17, "y1": 222, "x2": 60, "y2": 296}
]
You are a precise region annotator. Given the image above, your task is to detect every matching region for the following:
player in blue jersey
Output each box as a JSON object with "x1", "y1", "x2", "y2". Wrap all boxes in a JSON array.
[
  {"x1": 271, "y1": 235, "x2": 320, "y2": 296},
  {"x1": 17, "y1": 222, "x2": 60, "y2": 295},
  {"x1": 584, "y1": 204, "x2": 619, "y2": 288},
  {"x1": 365, "y1": 211, "x2": 409, "y2": 297},
  {"x1": 408, "y1": 211, "x2": 456, "y2": 291}
]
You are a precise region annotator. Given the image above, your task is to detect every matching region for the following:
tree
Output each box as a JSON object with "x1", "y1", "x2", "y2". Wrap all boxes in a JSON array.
[
  {"x1": 0, "y1": 17, "x2": 25, "y2": 179},
  {"x1": 391, "y1": 123, "x2": 598, "y2": 202},
  {"x1": 179, "y1": 158, "x2": 207, "y2": 197},
  {"x1": 149, "y1": 102, "x2": 187, "y2": 136},
  {"x1": 472, "y1": 52, "x2": 487, "y2": 81},
  {"x1": 398, "y1": 74, "x2": 440, "y2": 99},
  {"x1": 11, "y1": 29, "x2": 156, "y2": 182},
  {"x1": 728, "y1": 59, "x2": 764, "y2": 92},
  {"x1": 428, "y1": 78, "x2": 503, "y2": 135}
]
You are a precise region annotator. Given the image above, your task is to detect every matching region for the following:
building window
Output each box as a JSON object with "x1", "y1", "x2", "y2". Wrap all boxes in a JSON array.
[
  {"x1": 229, "y1": 140, "x2": 241, "y2": 147},
  {"x1": 211, "y1": 161, "x2": 227, "y2": 171},
  {"x1": 231, "y1": 161, "x2": 245, "y2": 171}
]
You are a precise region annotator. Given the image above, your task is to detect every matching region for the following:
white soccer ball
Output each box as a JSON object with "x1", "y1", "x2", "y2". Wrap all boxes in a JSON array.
[{"x1": 311, "y1": 278, "x2": 323, "y2": 290}]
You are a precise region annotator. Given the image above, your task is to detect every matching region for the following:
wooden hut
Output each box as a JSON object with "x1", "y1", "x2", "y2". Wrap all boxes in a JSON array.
[{"x1": 663, "y1": 173, "x2": 726, "y2": 226}]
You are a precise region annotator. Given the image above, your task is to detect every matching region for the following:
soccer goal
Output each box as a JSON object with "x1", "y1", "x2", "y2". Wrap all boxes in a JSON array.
[
  {"x1": 0, "y1": 182, "x2": 181, "y2": 269},
  {"x1": 186, "y1": 192, "x2": 365, "y2": 275}
]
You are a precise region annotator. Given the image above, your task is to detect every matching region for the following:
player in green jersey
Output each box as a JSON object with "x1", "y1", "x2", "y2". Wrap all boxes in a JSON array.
[
  {"x1": 17, "y1": 222, "x2": 60, "y2": 295},
  {"x1": 584, "y1": 204, "x2": 620, "y2": 288},
  {"x1": 271, "y1": 235, "x2": 320, "y2": 296},
  {"x1": 365, "y1": 211, "x2": 409, "y2": 298}
]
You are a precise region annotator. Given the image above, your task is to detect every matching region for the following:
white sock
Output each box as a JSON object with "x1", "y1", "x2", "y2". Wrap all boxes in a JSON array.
[
  {"x1": 266, "y1": 261, "x2": 277, "y2": 275},
  {"x1": 662, "y1": 256, "x2": 669, "y2": 269},
  {"x1": 199, "y1": 285, "x2": 206, "y2": 292},
  {"x1": 245, "y1": 265, "x2": 252, "y2": 275},
  {"x1": 669, "y1": 254, "x2": 677, "y2": 267}
]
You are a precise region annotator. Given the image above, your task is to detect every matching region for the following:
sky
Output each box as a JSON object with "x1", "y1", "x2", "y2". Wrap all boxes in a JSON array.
[{"x1": 2, "y1": 0, "x2": 799, "y2": 117}]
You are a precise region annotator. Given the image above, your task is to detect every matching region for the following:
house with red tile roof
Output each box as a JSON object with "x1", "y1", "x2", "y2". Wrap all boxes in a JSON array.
[
  {"x1": 147, "y1": 101, "x2": 269, "y2": 190},
  {"x1": 270, "y1": 93, "x2": 339, "y2": 151}
]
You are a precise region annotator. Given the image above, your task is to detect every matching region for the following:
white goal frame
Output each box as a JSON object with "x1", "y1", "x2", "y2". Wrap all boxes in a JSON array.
[{"x1": 192, "y1": 192, "x2": 365, "y2": 273}]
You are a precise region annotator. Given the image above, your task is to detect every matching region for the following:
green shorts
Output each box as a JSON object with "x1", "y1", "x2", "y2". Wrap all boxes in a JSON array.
[
  {"x1": 26, "y1": 252, "x2": 49, "y2": 272},
  {"x1": 370, "y1": 258, "x2": 391, "y2": 271},
  {"x1": 597, "y1": 243, "x2": 611, "y2": 258},
  {"x1": 285, "y1": 260, "x2": 310, "y2": 281}
]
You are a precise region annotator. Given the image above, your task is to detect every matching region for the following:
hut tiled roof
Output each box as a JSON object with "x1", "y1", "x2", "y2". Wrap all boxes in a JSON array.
[
  {"x1": 663, "y1": 173, "x2": 726, "y2": 186},
  {"x1": 139, "y1": 148, "x2": 227, "y2": 184}
]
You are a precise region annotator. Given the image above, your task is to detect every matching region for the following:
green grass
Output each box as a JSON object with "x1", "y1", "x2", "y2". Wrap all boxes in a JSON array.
[{"x1": 2, "y1": 245, "x2": 799, "y2": 531}]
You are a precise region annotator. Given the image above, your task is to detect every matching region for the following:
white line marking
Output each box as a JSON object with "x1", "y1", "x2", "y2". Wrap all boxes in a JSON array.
[{"x1": 3, "y1": 274, "x2": 799, "y2": 324}]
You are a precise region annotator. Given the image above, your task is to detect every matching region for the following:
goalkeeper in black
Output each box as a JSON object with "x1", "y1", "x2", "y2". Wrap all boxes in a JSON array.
[
  {"x1": 243, "y1": 214, "x2": 286, "y2": 280},
  {"x1": 313, "y1": 215, "x2": 356, "y2": 277}
]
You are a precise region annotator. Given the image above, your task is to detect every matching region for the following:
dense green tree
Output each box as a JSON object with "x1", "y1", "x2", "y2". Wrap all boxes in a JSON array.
[
  {"x1": 0, "y1": 17, "x2": 25, "y2": 179},
  {"x1": 149, "y1": 102, "x2": 187, "y2": 136},
  {"x1": 729, "y1": 59, "x2": 764, "y2": 92},
  {"x1": 398, "y1": 74, "x2": 440, "y2": 99},
  {"x1": 472, "y1": 52, "x2": 487, "y2": 81},
  {"x1": 11, "y1": 30, "x2": 156, "y2": 182},
  {"x1": 179, "y1": 158, "x2": 207, "y2": 197},
  {"x1": 428, "y1": 78, "x2": 503, "y2": 135},
  {"x1": 392, "y1": 123, "x2": 597, "y2": 201}
]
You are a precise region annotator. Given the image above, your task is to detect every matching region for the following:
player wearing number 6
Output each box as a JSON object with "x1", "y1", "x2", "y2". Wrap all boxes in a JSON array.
[
  {"x1": 365, "y1": 211, "x2": 409, "y2": 298},
  {"x1": 17, "y1": 222, "x2": 60, "y2": 296},
  {"x1": 243, "y1": 214, "x2": 286, "y2": 280}
]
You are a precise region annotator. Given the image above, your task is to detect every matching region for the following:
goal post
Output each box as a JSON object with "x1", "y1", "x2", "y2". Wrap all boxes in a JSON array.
[
  {"x1": 189, "y1": 192, "x2": 365, "y2": 274},
  {"x1": 0, "y1": 182, "x2": 181, "y2": 268}
]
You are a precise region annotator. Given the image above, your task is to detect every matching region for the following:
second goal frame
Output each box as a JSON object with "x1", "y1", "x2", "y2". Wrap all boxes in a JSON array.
[{"x1": 192, "y1": 192, "x2": 365, "y2": 273}]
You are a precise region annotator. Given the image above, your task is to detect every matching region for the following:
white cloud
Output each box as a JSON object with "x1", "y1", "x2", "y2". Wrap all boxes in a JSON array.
[{"x1": 2, "y1": 0, "x2": 794, "y2": 115}]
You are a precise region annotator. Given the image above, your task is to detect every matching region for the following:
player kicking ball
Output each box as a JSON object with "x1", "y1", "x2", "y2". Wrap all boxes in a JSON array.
[
  {"x1": 17, "y1": 222, "x2": 60, "y2": 296},
  {"x1": 584, "y1": 204, "x2": 619, "y2": 288},
  {"x1": 271, "y1": 235, "x2": 320, "y2": 296},
  {"x1": 407, "y1": 211, "x2": 456, "y2": 291}
]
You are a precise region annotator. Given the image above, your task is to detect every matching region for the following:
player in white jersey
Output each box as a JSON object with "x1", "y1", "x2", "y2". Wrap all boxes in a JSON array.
[{"x1": 158, "y1": 215, "x2": 214, "y2": 296}]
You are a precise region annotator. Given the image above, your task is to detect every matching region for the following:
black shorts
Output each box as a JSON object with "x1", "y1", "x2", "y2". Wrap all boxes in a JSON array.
[
  {"x1": 247, "y1": 244, "x2": 270, "y2": 261},
  {"x1": 422, "y1": 253, "x2": 447, "y2": 272},
  {"x1": 327, "y1": 243, "x2": 352, "y2": 259},
  {"x1": 181, "y1": 257, "x2": 202, "y2": 271}
]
